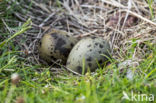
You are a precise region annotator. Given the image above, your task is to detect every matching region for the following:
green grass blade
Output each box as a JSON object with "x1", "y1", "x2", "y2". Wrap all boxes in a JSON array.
[{"x1": 0, "y1": 18, "x2": 31, "y2": 48}]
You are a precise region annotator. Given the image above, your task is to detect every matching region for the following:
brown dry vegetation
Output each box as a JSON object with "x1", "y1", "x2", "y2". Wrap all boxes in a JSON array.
[{"x1": 4, "y1": 0, "x2": 156, "y2": 69}]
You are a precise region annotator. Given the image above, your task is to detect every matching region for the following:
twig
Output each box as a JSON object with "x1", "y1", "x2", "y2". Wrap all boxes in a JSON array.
[
  {"x1": 39, "y1": 12, "x2": 55, "y2": 27},
  {"x1": 1, "y1": 19, "x2": 13, "y2": 33},
  {"x1": 50, "y1": 59, "x2": 83, "y2": 76}
]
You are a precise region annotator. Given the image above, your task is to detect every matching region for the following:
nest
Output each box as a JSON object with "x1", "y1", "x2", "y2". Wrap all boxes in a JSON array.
[{"x1": 4, "y1": 0, "x2": 156, "y2": 67}]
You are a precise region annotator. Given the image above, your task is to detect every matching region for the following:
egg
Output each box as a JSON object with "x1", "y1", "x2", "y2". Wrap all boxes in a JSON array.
[
  {"x1": 39, "y1": 29, "x2": 78, "y2": 64},
  {"x1": 66, "y1": 37, "x2": 111, "y2": 74}
]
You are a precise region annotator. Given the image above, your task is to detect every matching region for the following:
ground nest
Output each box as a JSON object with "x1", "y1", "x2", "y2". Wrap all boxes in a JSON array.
[{"x1": 3, "y1": 0, "x2": 156, "y2": 74}]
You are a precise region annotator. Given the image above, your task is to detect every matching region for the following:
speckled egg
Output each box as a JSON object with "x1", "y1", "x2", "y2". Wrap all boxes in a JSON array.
[
  {"x1": 39, "y1": 29, "x2": 78, "y2": 64},
  {"x1": 66, "y1": 37, "x2": 111, "y2": 74}
]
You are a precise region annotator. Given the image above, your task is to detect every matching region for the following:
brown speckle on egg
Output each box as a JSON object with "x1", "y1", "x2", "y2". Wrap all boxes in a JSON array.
[
  {"x1": 86, "y1": 57, "x2": 92, "y2": 62},
  {"x1": 95, "y1": 43, "x2": 98, "y2": 46},
  {"x1": 88, "y1": 63, "x2": 92, "y2": 67},
  {"x1": 51, "y1": 33, "x2": 58, "y2": 39},
  {"x1": 99, "y1": 44, "x2": 103, "y2": 48},
  {"x1": 87, "y1": 44, "x2": 91, "y2": 47},
  {"x1": 76, "y1": 66, "x2": 82, "y2": 73}
]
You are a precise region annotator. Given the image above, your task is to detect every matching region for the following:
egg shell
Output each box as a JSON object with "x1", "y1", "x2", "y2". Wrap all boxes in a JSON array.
[
  {"x1": 39, "y1": 29, "x2": 78, "y2": 64},
  {"x1": 66, "y1": 37, "x2": 111, "y2": 74}
]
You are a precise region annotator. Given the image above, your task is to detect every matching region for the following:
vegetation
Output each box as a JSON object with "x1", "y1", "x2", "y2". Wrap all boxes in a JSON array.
[{"x1": 0, "y1": 0, "x2": 155, "y2": 103}]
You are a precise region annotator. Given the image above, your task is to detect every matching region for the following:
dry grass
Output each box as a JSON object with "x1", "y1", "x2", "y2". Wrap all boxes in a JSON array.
[{"x1": 5, "y1": 0, "x2": 156, "y2": 67}]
